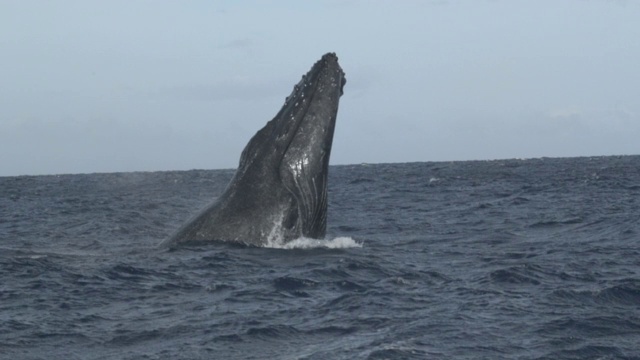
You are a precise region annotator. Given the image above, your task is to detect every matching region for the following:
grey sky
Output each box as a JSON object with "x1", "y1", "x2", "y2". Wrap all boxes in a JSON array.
[{"x1": 1, "y1": 0, "x2": 639, "y2": 176}]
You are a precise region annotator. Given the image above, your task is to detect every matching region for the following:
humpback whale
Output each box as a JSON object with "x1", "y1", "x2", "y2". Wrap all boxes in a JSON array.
[{"x1": 160, "y1": 53, "x2": 346, "y2": 247}]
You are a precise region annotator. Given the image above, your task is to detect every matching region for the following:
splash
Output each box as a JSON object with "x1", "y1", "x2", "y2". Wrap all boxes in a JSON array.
[
  {"x1": 265, "y1": 236, "x2": 362, "y2": 249},
  {"x1": 265, "y1": 212, "x2": 286, "y2": 246},
  {"x1": 262, "y1": 209, "x2": 361, "y2": 249}
]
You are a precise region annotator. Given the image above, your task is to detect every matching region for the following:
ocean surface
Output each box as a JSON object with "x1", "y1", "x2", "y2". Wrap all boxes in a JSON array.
[{"x1": 1, "y1": 155, "x2": 639, "y2": 359}]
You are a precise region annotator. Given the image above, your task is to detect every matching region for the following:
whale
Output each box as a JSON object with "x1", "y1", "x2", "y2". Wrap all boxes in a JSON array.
[{"x1": 160, "y1": 53, "x2": 346, "y2": 247}]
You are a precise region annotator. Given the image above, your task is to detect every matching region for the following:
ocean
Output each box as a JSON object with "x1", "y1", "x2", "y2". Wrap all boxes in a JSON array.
[{"x1": 1, "y1": 155, "x2": 639, "y2": 359}]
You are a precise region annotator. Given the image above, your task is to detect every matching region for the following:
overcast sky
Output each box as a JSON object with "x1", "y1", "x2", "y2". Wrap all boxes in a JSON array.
[{"x1": 1, "y1": 0, "x2": 639, "y2": 176}]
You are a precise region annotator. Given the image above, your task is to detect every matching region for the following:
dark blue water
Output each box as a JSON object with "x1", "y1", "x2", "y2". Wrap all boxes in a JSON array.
[{"x1": 1, "y1": 156, "x2": 639, "y2": 359}]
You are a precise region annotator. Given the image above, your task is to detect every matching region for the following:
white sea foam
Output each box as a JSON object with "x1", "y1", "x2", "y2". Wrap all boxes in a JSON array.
[
  {"x1": 262, "y1": 210, "x2": 361, "y2": 249},
  {"x1": 265, "y1": 236, "x2": 362, "y2": 249}
]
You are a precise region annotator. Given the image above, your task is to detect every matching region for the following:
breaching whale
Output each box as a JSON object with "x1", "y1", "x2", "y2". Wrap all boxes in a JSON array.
[{"x1": 160, "y1": 53, "x2": 346, "y2": 247}]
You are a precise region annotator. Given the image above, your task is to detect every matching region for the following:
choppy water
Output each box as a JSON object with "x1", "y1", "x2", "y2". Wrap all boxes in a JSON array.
[{"x1": 1, "y1": 156, "x2": 639, "y2": 359}]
